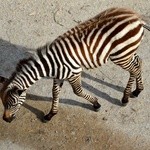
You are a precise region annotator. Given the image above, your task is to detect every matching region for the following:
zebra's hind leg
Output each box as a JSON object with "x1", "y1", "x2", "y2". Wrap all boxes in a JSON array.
[
  {"x1": 130, "y1": 55, "x2": 144, "y2": 98},
  {"x1": 121, "y1": 73, "x2": 135, "y2": 105},
  {"x1": 68, "y1": 73, "x2": 101, "y2": 111},
  {"x1": 110, "y1": 54, "x2": 143, "y2": 106},
  {"x1": 43, "y1": 79, "x2": 64, "y2": 122},
  {"x1": 131, "y1": 76, "x2": 144, "y2": 98}
]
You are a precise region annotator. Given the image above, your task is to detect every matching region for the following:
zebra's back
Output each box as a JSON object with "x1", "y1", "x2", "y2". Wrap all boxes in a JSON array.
[{"x1": 37, "y1": 7, "x2": 145, "y2": 79}]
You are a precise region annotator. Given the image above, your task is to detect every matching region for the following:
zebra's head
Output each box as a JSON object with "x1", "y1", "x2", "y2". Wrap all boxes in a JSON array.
[{"x1": 0, "y1": 79, "x2": 26, "y2": 123}]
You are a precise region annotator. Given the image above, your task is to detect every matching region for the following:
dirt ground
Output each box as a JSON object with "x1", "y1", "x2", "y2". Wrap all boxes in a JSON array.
[{"x1": 0, "y1": 0, "x2": 150, "y2": 150}]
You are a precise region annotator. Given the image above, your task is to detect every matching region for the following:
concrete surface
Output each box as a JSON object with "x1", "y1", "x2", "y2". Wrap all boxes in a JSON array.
[{"x1": 0, "y1": 0, "x2": 150, "y2": 150}]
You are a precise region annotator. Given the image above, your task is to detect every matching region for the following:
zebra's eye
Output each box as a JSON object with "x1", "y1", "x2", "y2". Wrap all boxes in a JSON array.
[
  {"x1": 4, "y1": 101, "x2": 12, "y2": 109},
  {"x1": 4, "y1": 103, "x2": 9, "y2": 109}
]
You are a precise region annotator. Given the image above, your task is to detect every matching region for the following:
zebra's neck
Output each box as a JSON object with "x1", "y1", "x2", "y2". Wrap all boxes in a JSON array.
[{"x1": 9, "y1": 55, "x2": 45, "y2": 90}]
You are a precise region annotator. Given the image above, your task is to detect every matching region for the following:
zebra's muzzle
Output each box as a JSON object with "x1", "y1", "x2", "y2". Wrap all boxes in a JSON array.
[{"x1": 3, "y1": 114, "x2": 16, "y2": 123}]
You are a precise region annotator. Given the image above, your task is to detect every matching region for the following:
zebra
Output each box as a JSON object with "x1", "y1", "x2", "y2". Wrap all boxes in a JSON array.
[{"x1": 0, "y1": 7, "x2": 150, "y2": 123}]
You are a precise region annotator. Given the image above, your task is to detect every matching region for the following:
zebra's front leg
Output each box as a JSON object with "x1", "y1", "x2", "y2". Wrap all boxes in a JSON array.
[
  {"x1": 44, "y1": 79, "x2": 64, "y2": 121},
  {"x1": 68, "y1": 73, "x2": 101, "y2": 111}
]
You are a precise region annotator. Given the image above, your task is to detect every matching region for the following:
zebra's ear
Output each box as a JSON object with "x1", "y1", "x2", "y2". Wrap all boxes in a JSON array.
[
  {"x1": 13, "y1": 87, "x2": 26, "y2": 96},
  {"x1": 17, "y1": 89, "x2": 25, "y2": 96}
]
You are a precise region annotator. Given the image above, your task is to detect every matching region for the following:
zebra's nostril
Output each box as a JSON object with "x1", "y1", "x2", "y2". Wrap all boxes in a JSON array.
[
  {"x1": 3, "y1": 115, "x2": 15, "y2": 123},
  {"x1": 12, "y1": 114, "x2": 16, "y2": 119}
]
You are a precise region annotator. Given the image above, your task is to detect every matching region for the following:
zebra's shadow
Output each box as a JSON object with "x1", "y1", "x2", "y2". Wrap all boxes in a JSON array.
[
  {"x1": 0, "y1": 38, "x2": 34, "y2": 78},
  {"x1": 82, "y1": 72, "x2": 124, "y2": 105}
]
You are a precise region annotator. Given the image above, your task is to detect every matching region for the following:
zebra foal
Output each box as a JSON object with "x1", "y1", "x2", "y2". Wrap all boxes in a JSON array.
[{"x1": 0, "y1": 7, "x2": 150, "y2": 123}]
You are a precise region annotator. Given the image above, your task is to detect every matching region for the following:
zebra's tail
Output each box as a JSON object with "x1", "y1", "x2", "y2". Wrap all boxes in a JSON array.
[
  {"x1": 143, "y1": 24, "x2": 150, "y2": 31},
  {"x1": 141, "y1": 15, "x2": 150, "y2": 31}
]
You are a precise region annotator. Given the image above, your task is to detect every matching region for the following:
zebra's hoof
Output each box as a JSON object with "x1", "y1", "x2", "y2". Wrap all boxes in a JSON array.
[
  {"x1": 43, "y1": 113, "x2": 57, "y2": 123},
  {"x1": 93, "y1": 102, "x2": 101, "y2": 112},
  {"x1": 130, "y1": 93, "x2": 137, "y2": 98},
  {"x1": 130, "y1": 90, "x2": 139, "y2": 98},
  {"x1": 121, "y1": 97, "x2": 129, "y2": 106},
  {"x1": 42, "y1": 115, "x2": 51, "y2": 123}
]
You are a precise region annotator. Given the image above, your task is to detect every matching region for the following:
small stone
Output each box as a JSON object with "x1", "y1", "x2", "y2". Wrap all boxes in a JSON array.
[
  {"x1": 54, "y1": 130, "x2": 58, "y2": 134},
  {"x1": 102, "y1": 117, "x2": 107, "y2": 121},
  {"x1": 29, "y1": 11, "x2": 36, "y2": 16},
  {"x1": 71, "y1": 131, "x2": 75, "y2": 135},
  {"x1": 85, "y1": 136, "x2": 91, "y2": 143}
]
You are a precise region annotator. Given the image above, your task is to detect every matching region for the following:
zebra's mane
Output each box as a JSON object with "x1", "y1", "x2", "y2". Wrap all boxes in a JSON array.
[
  {"x1": 61, "y1": 7, "x2": 140, "y2": 38},
  {"x1": 15, "y1": 57, "x2": 34, "y2": 72},
  {"x1": 1, "y1": 57, "x2": 34, "y2": 92}
]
